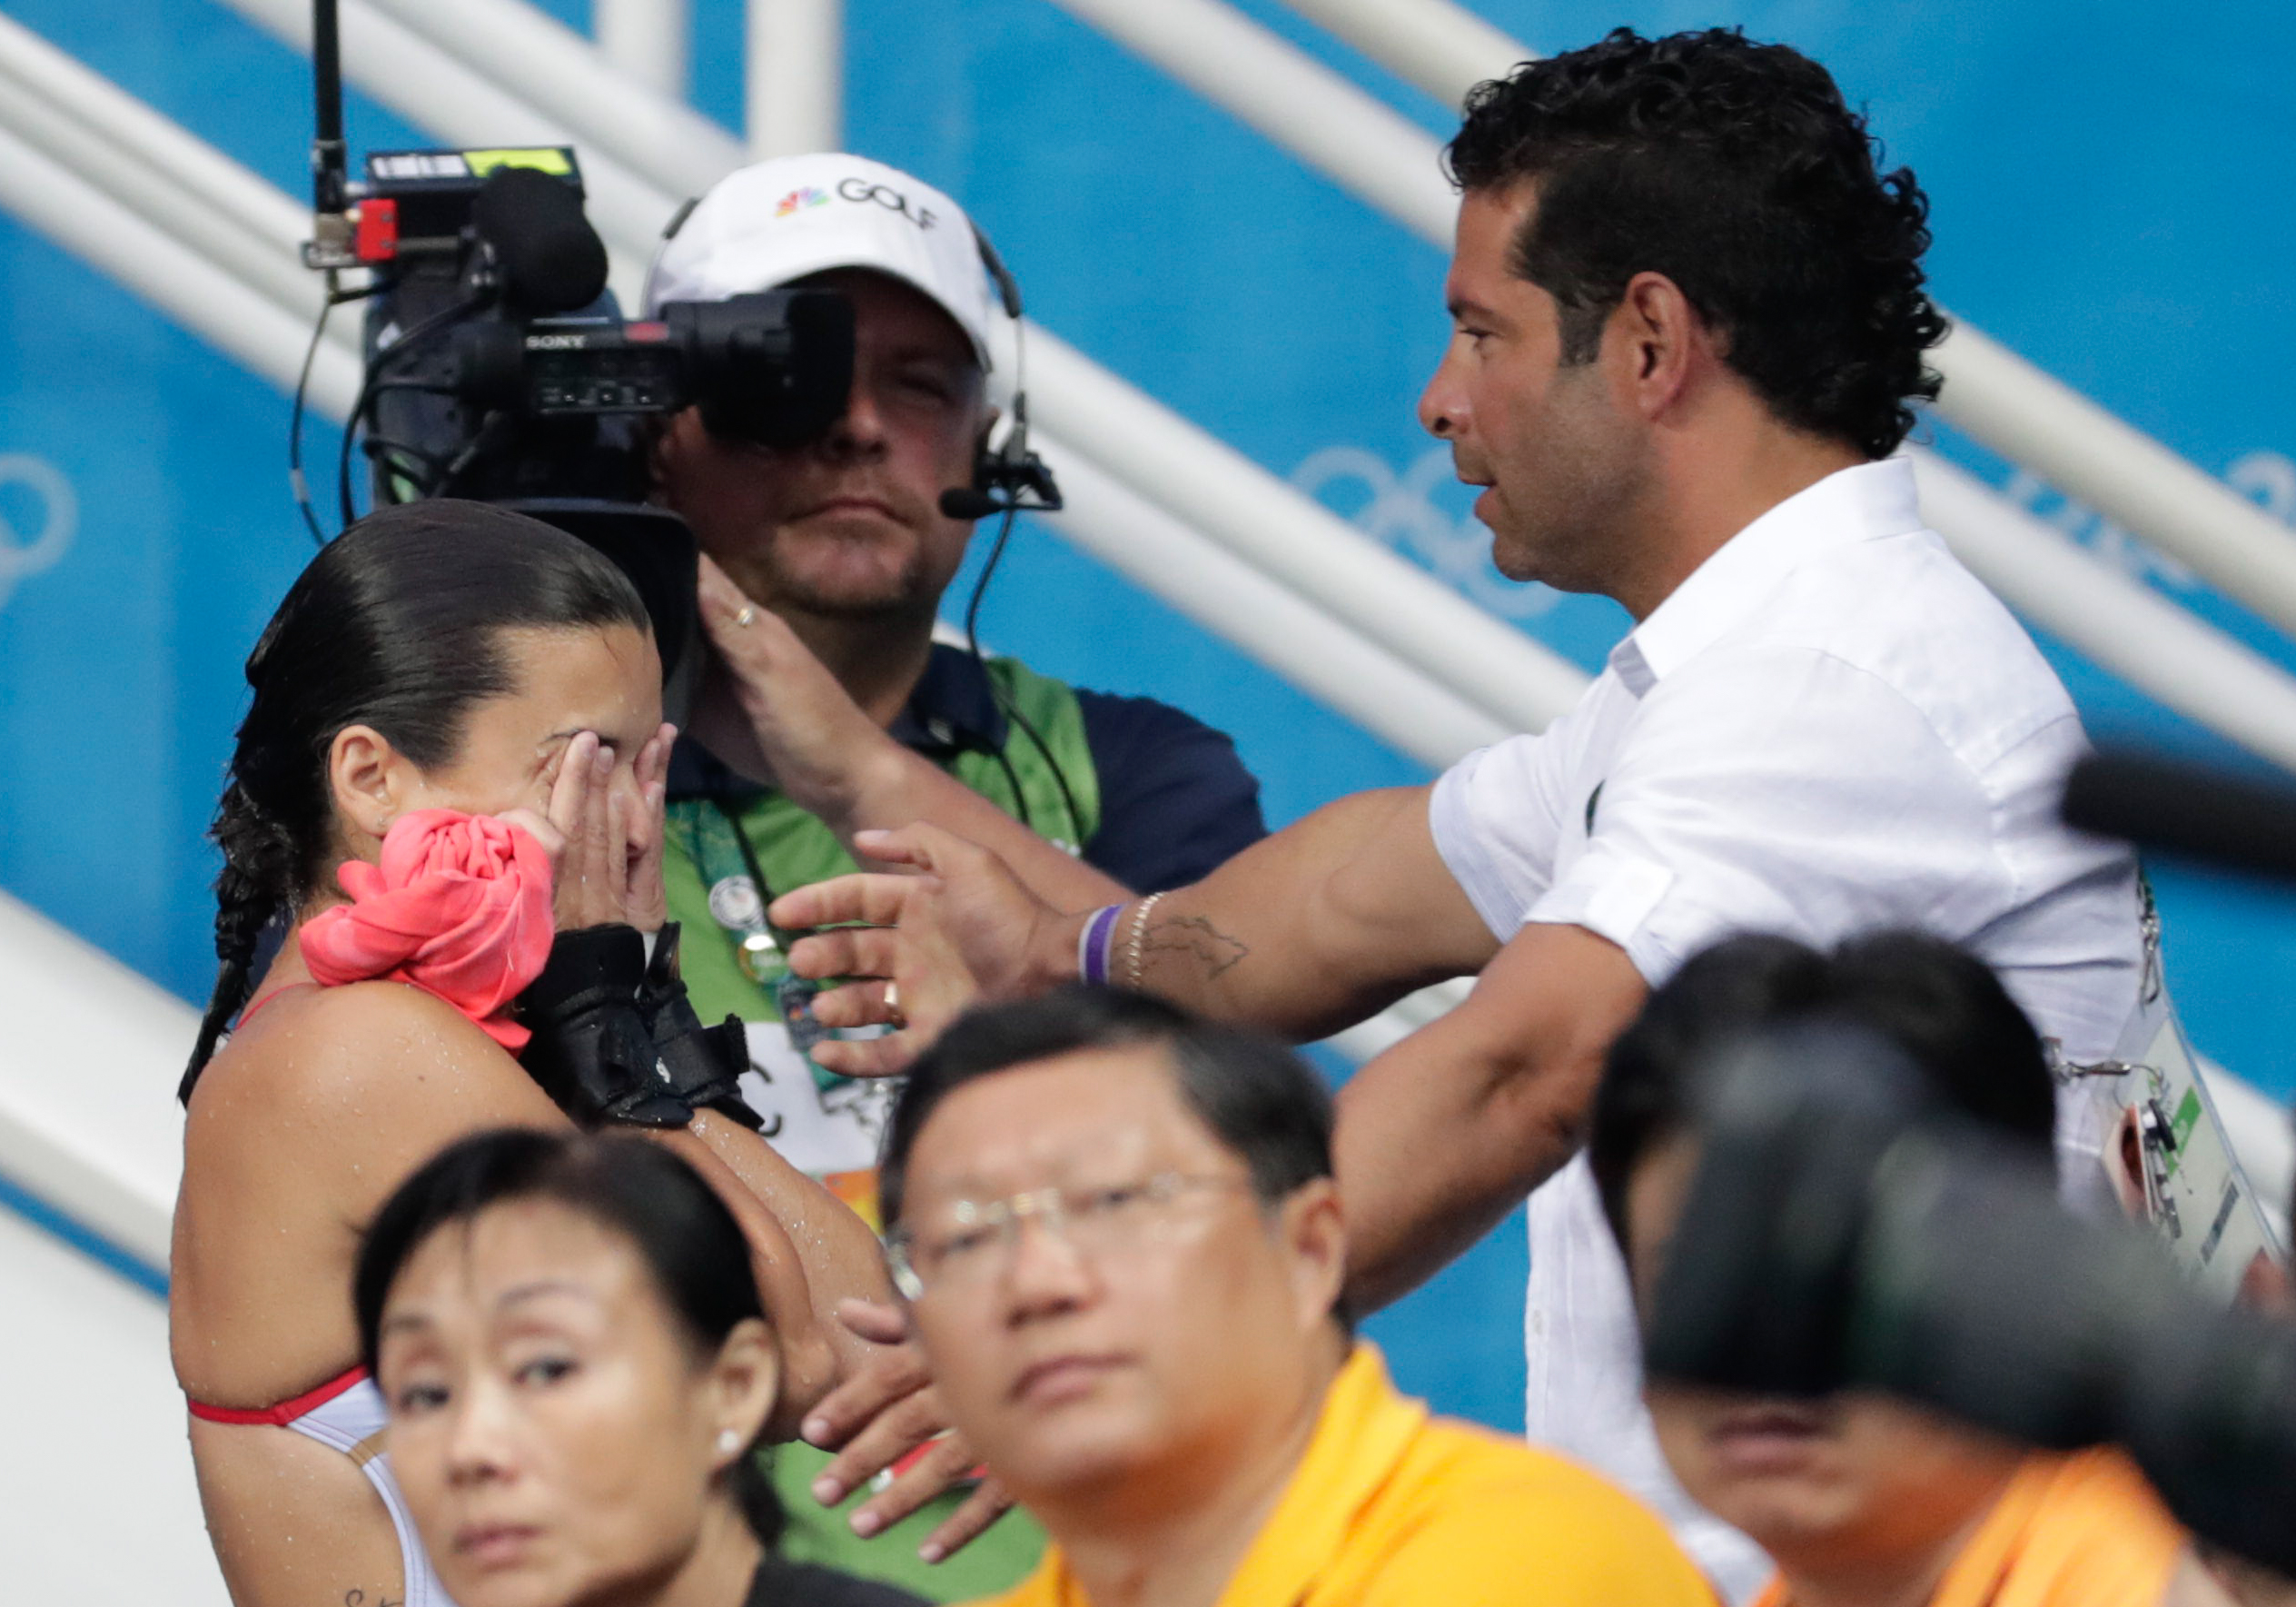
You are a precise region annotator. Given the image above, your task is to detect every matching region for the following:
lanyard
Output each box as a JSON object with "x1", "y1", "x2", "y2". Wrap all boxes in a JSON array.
[{"x1": 664, "y1": 797, "x2": 838, "y2": 1087}]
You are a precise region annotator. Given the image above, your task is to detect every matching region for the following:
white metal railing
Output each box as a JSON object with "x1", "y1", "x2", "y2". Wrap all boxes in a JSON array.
[
  {"x1": 1251, "y1": 0, "x2": 2296, "y2": 644},
  {"x1": 0, "y1": 18, "x2": 358, "y2": 414},
  {"x1": 747, "y1": 0, "x2": 842, "y2": 157},
  {"x1": 1034, "y1": 447, "x2": 1515, "y2": 759},
  {"x1": 362, "y1": 0, "x2": 735, "y2": 203},
  {"x1": 1046, "y1": 0, "x2": 1451, "y2": 240},
  {"x1": 1913, "y1": 454, "x2": 2296, "y2": 769},
  {"x1": 0, "y1": 891, "x2": 190, "y2": 1273},
  {"x1": 594, "y1": 0, "x2": 687, "y2": 100},
  {"x1": 1282, "y1": 0, "x2": 1519, "y2": 108},
  {"x1": 0, "y1": 13, "x2": 322, "y2": 318}
]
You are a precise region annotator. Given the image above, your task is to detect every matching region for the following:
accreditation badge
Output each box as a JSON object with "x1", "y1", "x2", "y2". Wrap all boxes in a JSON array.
[{"x1": 737, "y1": 1018, "x2": 891, "y2": 1229}]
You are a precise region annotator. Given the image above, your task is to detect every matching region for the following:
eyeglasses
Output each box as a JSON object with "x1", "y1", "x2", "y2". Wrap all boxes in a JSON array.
[{"x1": 885, "y1": 1171, "x2": 1254, "y2": 1299}]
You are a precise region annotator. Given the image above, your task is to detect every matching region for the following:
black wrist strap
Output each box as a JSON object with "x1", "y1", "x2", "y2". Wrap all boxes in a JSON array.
[
  {"x1": 515, "y1": 925, "x2": 692, "y2": 1129},
  {"x1": 638, "y1": 924, "x2": 766, "y2": 1131}
]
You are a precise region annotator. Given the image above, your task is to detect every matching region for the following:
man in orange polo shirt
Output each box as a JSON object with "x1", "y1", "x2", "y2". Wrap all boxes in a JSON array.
[
  {"x1": 866, "y1": 986, "x2": 1715, "y2": 1607},
  {"x1": 1589, "y1": 929, "x2": 2225, "y2": 1607}
]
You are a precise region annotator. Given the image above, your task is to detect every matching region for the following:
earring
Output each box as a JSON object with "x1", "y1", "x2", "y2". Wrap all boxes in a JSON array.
[{"x1": 718, "y1": 1428, "x2": 740, "y2": 1456}]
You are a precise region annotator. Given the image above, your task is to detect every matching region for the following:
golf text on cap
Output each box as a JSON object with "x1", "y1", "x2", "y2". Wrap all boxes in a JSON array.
[{"x1": 831, "y1": 175, "x2": 936, "y2": 230}]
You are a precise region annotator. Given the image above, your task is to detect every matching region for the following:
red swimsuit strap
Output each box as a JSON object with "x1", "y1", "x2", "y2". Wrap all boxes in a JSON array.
[
  {"x1": 187, "y1": 1364, "x2": 370, "y2": 1427},
  {"x1": 234, "y1": 981, "x2": 318, "y2": 1028}
]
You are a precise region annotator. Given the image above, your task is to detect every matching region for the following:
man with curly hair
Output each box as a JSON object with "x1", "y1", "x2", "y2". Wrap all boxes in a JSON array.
[{"x1": 774, "y1": 30, "x2": 2144, "y2": 1598}]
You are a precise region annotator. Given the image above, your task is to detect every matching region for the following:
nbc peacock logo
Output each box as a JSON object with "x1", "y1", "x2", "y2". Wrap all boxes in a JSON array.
[{"x1": 775, "y1": 186, "x2": 829, "y2": 218}]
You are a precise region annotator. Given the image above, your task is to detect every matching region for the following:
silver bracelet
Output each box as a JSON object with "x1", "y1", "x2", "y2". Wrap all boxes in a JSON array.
[{"x1": 1120, "y1": 892, "x2": 1168, "y2": 990}]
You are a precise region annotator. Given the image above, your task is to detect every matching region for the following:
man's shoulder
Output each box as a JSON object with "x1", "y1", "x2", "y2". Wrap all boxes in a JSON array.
[
  {"x1": 1994, "y1": 1449, "x2": 2189, "y2": 1590},
  {"x1": 1390, "y1": 1413, "x2": 1673, "y2": 1516},
  {"x1": 1693, "y1": 529, "x2": 2078, "y2": 755},
  {"x1": 1061, "y1": 680, "x2": 1267, "y2": 888},
  {"x1": 1351, "y1": 1416, "x2": 1712, "y2": 1599},
  {"x1": 1071, "y1": 684, "x2": 1243, "y2": 755},
  {"x1": 1592, "y1": 537, "x2": 2080, "y2": 802}
]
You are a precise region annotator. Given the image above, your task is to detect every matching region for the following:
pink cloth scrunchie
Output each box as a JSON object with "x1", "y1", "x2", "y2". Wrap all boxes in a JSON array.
[{"x1": 300, "y1": 809, "x2": 555, "y2": 1052}]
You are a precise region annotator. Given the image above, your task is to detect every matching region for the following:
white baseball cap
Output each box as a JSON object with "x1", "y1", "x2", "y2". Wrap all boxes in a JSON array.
[{"x1": 643, "y1": 154, "x2": 1002, "y2": 372}]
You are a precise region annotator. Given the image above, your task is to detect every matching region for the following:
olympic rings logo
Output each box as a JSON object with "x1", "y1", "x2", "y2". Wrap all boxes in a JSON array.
[
  {"x1": 0, "y1": 453, "x2": 75, "y2": 610},
  {"x1": 836, "y1": 176, "x2": 937, "y2": 232},
  {"x1": 1290, "y1": 444, "x2": 1560, "y2": 620}
]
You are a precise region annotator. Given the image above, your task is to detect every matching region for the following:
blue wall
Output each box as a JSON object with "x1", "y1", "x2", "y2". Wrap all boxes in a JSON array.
[{"x1": 3, "y1": 0, "x2": 2292, "y2": 1429}]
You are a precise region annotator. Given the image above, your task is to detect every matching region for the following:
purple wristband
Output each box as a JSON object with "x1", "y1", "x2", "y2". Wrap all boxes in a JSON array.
[{"x1": 1078, "y1": 904, "x2": 1124, "y2": 985}]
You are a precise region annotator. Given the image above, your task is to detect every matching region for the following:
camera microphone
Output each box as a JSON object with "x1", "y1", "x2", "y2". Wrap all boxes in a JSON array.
[
  {"x1": 939, "y1": 486, "x2": 1006, "y2": 521},
  {"x1": 471, "y1": 166, "x2": 609, "y2": 313}
]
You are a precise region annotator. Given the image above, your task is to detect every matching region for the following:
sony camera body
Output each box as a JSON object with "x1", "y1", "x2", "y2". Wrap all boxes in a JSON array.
[{"x1": 322, "y1": 146, "x2": 855, "y2": 697}]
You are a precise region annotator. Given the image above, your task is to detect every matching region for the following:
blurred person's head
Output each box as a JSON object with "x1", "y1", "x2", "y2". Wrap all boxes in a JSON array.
[
  {"x1": 645, "y1": 155, "x2": 1000, "y2": 630},
  {"x1": 357, "y1": 1129, "x2": 780, "y2": 1607},
  {"x1": 877, "y1": 986, "x2": 1348, "y2": 1521},
  {"x1": 1419, "y1": 29, "x2": 1945, "y2": 608},
  {"x1": 1590, "y1": 931, "x2": 2054, "y2": 1577},
  {"x1": 184, "y1": 502, "x2": 660, "y2": 1082}
]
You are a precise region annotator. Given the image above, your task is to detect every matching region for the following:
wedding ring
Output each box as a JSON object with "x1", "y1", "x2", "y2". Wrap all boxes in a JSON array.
[
  {"x1": 733, "y1": 605, "x2": 757, "y2": 628},
  {"x1": 885, "y1": 981, "x2": 900, "y2": 1013}
]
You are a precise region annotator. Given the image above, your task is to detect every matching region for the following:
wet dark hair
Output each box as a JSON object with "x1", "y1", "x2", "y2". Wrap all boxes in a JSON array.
[
  {"x1": 179, "y1": 501, "x2": 651, "y2": 1099},
  {"x1": 354, "y1": 1128, "x2": 785, "y2": 1545},
  {"x1": 1589, "y1": 930, "x2": 2057, "y2": 1256},
  {"x1": 1444, "y1": 28, "x2": 1947, "y2": 458}
]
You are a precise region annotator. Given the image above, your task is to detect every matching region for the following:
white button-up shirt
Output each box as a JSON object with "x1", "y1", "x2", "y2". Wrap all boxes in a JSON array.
[{"x1": 1429, "y1": 457, "x2": 2143, "y2": 1598}]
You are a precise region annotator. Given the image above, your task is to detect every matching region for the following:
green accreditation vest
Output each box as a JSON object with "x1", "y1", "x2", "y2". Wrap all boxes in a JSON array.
[{"x1": 663, "y1": 656, "x2": 1097, "y2": 1602}]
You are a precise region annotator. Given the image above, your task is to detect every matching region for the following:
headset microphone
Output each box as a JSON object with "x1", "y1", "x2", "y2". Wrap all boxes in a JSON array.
[
  {"x1": 942, "y1": 363, "x2": 1061, "y2": 520},
  {"x1": 939, "y1": 486, "x2": 1003, "y2": 520},
  {"x1": 937, "y1": 227, "x2": 1063, "y2": 524},
  {"x1": 938, "y1": 412, "x2": 1064, "y2": 521}
]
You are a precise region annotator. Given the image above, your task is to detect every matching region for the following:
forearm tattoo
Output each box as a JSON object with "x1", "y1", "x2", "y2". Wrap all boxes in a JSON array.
[{"x1": 1144, "y1": 913, "x2": 1249, "y2": 981}]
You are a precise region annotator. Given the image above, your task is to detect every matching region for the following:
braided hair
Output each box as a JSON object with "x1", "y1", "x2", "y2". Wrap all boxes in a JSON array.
[{"x1": 180, "y1": 501, "x2": 652, "y2": 1102}]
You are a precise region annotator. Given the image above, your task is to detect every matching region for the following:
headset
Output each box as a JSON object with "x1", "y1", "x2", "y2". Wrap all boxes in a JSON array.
[
  {"x1": 943, "y1": 224, "x2": 1084, "y2": 848},
  {"x1": 939, "y1": 230, "x2": 1063, "y2": 522}
]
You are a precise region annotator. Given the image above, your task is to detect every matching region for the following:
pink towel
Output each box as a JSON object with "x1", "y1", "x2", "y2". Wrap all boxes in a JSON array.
[{"x1": 301, "y1": 809, "x2": 555, "y2": 1051}]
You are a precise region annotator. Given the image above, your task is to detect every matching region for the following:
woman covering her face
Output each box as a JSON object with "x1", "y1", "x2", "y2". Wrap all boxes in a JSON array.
[
  {"x1": 169, "y1": 502, "x2": 890, "y2": 1607},
  {"x1": 357, "y1": 1128, "x2": 922, "y2": 1607}
]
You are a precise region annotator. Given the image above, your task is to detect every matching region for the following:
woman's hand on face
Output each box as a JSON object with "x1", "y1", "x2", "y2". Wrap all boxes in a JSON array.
[
  {"x1": 614, "y1": 723, "x2": 676, "y2": 934},
  {"x1": 539, "y1": 731, "x2": 625, "y2": 930},
  {"x1": 498, "y1": 728, "x2": 674, "y2": 932}
]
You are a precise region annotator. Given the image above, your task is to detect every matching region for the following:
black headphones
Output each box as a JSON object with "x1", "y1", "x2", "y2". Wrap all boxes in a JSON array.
[{"x1": 939, "y1": 229, "x2": 1064, "y2": 521}]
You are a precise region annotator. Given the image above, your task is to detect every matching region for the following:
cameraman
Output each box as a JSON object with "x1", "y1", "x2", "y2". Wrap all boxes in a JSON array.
[
  {"x1": 642, "y1": 154, "x2": 1266, "y2": 1596},
  {"x1": 1590, "y1": 930, "x2": 2223, "y2": 1607}
]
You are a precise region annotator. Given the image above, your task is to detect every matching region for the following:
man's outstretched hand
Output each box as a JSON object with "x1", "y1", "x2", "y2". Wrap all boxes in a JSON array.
[
  {"x1": 798, "y1": 1299, "x2": 1014, "y2": 1564},
  {"x1": 767, "y1": 823, "x2": 1068, "y2": 1077}
]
